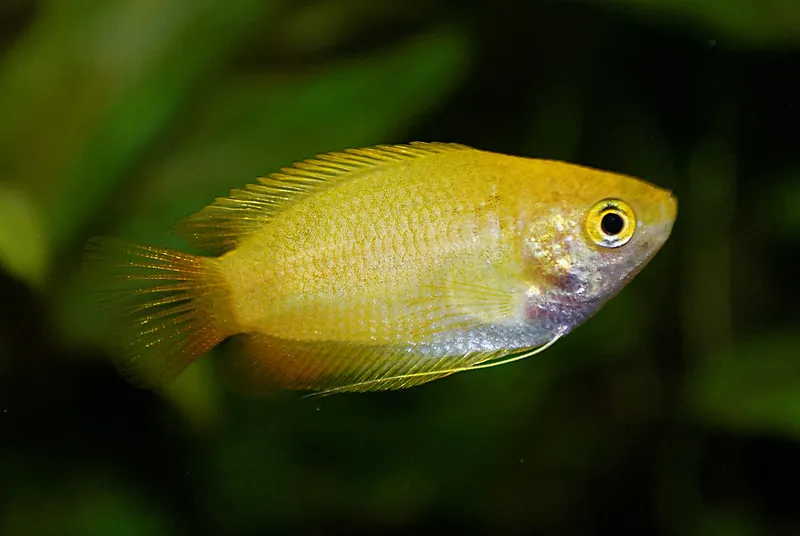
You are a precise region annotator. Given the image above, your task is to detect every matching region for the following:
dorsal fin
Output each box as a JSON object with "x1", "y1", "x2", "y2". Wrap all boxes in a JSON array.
[{"x1": 173, "y1": 142, "x2": 473, "y2": 254}]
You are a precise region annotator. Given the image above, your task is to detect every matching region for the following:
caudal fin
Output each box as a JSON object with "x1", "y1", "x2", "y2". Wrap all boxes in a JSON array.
[{"x1": 84, "y1": 237, "x2": 235, "y2": 388}]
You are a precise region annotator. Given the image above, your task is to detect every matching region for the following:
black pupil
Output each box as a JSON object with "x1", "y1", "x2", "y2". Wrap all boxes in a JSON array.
[{"x1": 601, "y1": 212, "x2": 625, "y2": 235}]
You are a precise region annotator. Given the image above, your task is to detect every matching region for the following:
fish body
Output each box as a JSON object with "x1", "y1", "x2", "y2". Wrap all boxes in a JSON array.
[{"x1": 88, "y1": 143, "x2": 676, "y2": 394}]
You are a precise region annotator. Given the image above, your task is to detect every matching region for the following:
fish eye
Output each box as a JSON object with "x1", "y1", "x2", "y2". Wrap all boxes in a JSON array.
[
  {"x1": 585, "y1": 199, "x2": 636, "y2": 248},
  {"x1": 601, "y1": 212, "x2": 624, "y2": 235}
]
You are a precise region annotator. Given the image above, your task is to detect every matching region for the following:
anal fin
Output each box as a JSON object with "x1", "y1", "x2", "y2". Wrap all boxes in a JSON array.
[{"x1": 221, "y1": 331, "x2": 562, "y2": 396}]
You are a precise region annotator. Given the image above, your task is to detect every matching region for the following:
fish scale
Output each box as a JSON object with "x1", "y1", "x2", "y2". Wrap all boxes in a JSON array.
[{"x1": 86, "y1": 142, "x2": 676, "y2": 394}]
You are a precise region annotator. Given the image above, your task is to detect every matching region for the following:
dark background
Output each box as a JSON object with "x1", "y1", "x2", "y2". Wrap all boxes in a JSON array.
[{"x1": 1, "y1": 0, "x2": 799, "y2": 534}]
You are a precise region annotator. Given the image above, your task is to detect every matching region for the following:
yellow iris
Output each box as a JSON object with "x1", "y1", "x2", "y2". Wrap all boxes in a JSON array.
[{"x1": 585, "y1": 199, "x2": 636, "y2": 248}]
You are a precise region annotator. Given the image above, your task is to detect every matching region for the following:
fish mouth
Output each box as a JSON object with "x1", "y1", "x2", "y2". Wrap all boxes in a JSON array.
[
  {"x1": 639, "y1": 191, "x2": 677, "y2": 256},
  {"x1": 641, "y1": 190, "x2": 677, "y2": 240},
  {"x1": 664, "y1": 191, "x2": 678, "y2": 223}
]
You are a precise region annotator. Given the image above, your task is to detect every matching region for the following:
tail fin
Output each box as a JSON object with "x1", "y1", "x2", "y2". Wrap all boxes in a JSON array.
[{"x1": 84, "y1": 237, "x2": 235, "y2": 388}]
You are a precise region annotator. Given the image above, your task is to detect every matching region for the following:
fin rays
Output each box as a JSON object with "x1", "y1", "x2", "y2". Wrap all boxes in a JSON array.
[
  {"x1": 85, "y1": 237, "x2": 234, "y2": 388},
  {"x1": 305, "y1": 332, "x2": 564, "y2": 397},
  {"x1": 173, "y1": 142, "x2": 472, "y2": 254},
  {"x1": 222, "y1": 329, "x2": 564, "y2": 397}
]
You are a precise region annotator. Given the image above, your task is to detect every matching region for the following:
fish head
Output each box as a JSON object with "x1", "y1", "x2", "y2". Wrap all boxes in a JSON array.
[{"x1": 520, "y1": 163, "x2": 677, "y2": 330}]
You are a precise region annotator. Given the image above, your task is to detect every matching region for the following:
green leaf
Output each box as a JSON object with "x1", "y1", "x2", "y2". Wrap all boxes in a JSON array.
[
  {"x1": 268, "y1": 0, "x2": 415, "y2": 56},
  {"x1": 0, "y1": 0, "x2": 279, "y2": 252},
  {"x1": 0, "y1": 185, "x2": 48, "y2": 288},
  {"x1": 161, "y1": 356, "x2": 222, "y2": 433},
  {"x1": 603, "y1": 0, "x2": 800, "y2": 47},
  {"x1": 0, "y1": 473, "x2": 172, "y2": 536},
  {"x1": 684, "y1": 331, "x2": 800, "y2": 438}
]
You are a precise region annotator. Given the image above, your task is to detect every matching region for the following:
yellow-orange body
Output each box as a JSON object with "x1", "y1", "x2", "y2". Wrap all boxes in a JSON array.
[
  {"x1": 89, "y1": 143, "x2": 677, "y2": 395},
  {"x1": 226, "y1": 148, "x2": 524, "y2": 343}
]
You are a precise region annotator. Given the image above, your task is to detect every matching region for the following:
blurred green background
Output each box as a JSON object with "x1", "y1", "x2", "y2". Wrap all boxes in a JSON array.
[{"x1": 1, "y1": 0, "x2": 799, "y2": 534}]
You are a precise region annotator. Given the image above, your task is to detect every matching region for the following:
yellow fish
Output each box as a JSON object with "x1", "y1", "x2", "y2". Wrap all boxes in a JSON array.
[{"x1": 87, "y1": 142, "x2": 677, "y2": 395}]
